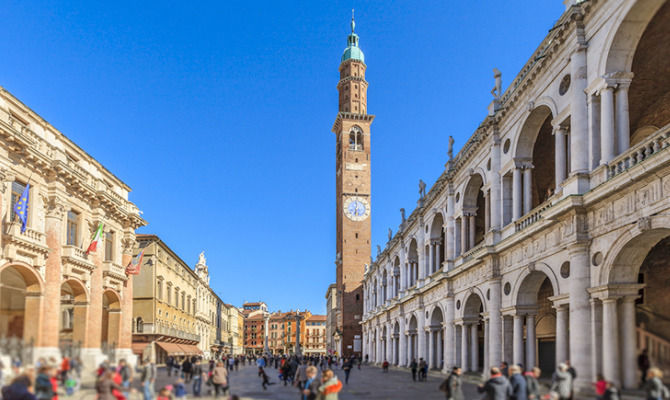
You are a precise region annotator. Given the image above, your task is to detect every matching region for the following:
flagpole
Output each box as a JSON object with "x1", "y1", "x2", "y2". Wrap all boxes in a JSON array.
[{"x1": 7, "y1": 172, "x2": 34, "y2": 235}]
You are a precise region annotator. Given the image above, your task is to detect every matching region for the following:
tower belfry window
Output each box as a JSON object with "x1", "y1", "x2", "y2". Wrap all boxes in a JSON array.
[{"x1": 349, "y1": 127, "x2": 364, "y2": 151}]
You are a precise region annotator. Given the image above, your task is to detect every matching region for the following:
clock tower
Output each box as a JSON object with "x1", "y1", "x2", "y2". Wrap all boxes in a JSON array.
[{"x1": 332, "y1": 12, "x2": 373, "y2": 357}]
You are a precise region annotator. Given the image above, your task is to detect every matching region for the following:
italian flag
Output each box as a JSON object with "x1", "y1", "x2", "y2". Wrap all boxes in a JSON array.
[{"x1": 86, "y1": 222, "x2": 104, "y2": 255}]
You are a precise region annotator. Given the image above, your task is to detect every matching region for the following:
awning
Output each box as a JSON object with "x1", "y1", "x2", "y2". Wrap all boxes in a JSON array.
[
  {"x1": 179, "y1": 344, "x2": 203, "y2": 356},
  {"x1": 132, "y1": 342, "x2": 150, "y2": 355},
  {"x1": 156, "y1": 341, "x2": 185, "y2": 356}
]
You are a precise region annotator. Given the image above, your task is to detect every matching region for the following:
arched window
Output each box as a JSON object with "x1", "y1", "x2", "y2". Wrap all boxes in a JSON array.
[
  {"x1": 348, "y1": 127, "x2": 364, "y2": 151},
  {"x1": 137, "y1": 317, "x2": 144, "y2": 333}
]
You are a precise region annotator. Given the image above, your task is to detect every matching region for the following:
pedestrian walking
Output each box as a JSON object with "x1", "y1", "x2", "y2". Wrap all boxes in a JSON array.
[
  {"x1": 550, "y1": 363, "x2": 573, "y2": 400},
  {"x1": 2, "y1": 374, "x2": 38, "y2": 400},
  {"x1": 35, "y1": 366, "x2": 54, "y2": 400},
  {"x1": 525, "y1": 367, "x2": 541, "y2": 400},
  {"x1": 565, "y1": 360, "x2": 576, "y2": 400},
  {"x1": 477, "y1": 367, "x2": 511, "y2": 400},
  {"x1": 211, "y1": 361, "x2": 228, "y2": 398},
  {"x1": 342, "y1": 358, "x2": 353, "y2": 384},
  {"x1": 643, "y1": 367, "x2": 670, "y2": 400},
  {"x1": 59, "y1": 357, "x2": 70, "y2": 386},
  {"x1": 117, "y1": 359, "x2": 132, "y2": 398},
  {"x1": 139, "y1": 359, "x2": 156, "y2": 400},
  {"x1": 500, "y1": 362, "x2": 509, "y2": 378},
  {"x1": 166, "y1": 357, "x2": 174, "y2": 378},
  {"x1": 594, "y1": 373, "x2": 607, "y2": 399},
  {"x1": 410, "y1": 359, "x2": 418, "y2": 381},
  {"x1": 182, "y1": 359, "x2": 192, "y2": 383},
  {"x1": 95, "y1": 370, "x2": 123, "y2": 400},
  {"x1": 418, "y1": 358, "x2": 427, "y2": 381},
  {"x1": 439, "y1": 366, "x2": 463, "y2": 400},
  {"x1": 295, "y1": 360, "x2": 308, "y2": 390},
  {"x1": 173, "y1": 378, "x2": 187, "y2": 400},
  {"x1": 301, "y1": 366, "x2": 320, "y2": 400},
  {"x1": 318, "y1": 369, "x2": 342, "y2": 400},
  {"x1": 191, "y1": 360, "x2": 204, "y2": 397},
  {"x1": 638, "y1": 349, "x2": 651, "y2": 386},
  {"x1": 602, "y1": 381, "x2": 621, "y2": 400},
  {"x1": 508, "y1": 364, "x2": 528, "y2": 400},
  {"x1": 382, "y1": 360, "x2": 389, "y2": 372}
]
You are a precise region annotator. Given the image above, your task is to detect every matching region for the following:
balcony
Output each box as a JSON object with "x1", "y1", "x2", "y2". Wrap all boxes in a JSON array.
[
  {"x1": 61, "y1": 245, "x2": 95, "y2": 274},
  {"x1": 153, "y1": 324, "x2": 201, "y2": 342},
  {"x1": 2, "y1": 223, "x2": 49, "y2": 265},
  {"x1": 604, "y1": 123, "x2": 670, "y2": 183},
  {"x1": 514, "y1": 200, "x2": 553, "y2": 233}
]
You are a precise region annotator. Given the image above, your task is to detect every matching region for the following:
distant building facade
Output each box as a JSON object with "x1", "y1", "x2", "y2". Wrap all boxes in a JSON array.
[{"x1": 325, "y1": 283, "x2": 339, "y2": 355}]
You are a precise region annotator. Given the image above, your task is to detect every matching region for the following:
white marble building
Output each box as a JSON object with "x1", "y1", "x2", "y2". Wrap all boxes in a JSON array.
[{"x1": 361, "y1": 0, "x2": 670, "y2": 392}]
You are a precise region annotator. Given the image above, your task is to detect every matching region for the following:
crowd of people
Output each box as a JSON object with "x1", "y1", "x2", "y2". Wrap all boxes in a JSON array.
[
  {"x1": 438, "y1": 358, "x2": 670, "y2": 400},
  {"x1": 254, "y1": 354, "x2": 344, "y2": 399}
]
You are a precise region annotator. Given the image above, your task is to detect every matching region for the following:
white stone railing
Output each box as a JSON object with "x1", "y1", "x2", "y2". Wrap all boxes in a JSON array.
[
  {"x1": 461, "y1": 242, "x2": 485, "y2": 262},
  {"x1": 637, "y1": 327, "x2": 670, "y2": 368},
  {"x1": 514, "y1": 201, "x2": 553, "y2": 233},
  {"x1": 4, "y1": 223, "x2": 46, "y2": 244},
  {"x1": 62, "y1": 245, "x2": 89, "y2": 260},
  {"x1": 606, "y1": 123, "x2": 670, "y2": 181}
]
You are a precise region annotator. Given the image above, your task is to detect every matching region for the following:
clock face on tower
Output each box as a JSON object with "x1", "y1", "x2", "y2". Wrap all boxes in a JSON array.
[{"x1": 343, "y1": 196, "x2": 370, "y2": 221}]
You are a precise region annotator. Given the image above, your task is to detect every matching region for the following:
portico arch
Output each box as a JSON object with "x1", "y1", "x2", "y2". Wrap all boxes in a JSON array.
[
  {"x1": 393, "y1": 321, "x2": 400, "y2": 365},
  {"x1": 514, "y1": 269, "x2": 558, "y2": 376},
  {"x1": 407, "y1": 314, "x2": 418, "y2": 364},
  {"x1": 60, "y1": 278, "x2": 89, "y2": 354},
  {"x1": 514, "y1": 105, "x2": 557, "y2": 211},
  {"x1": 0, "y1": 262, "x2": 43, "y2": 345},
  {"x1": 428, "y1": 213, "x2": 445, "y2": 274},
  {"x1": 460, "y1": 292, "x2": 484, "y2": 373},
  {"x1": 462, "y1": 174, "x2": 486, "y2": 249},
  {"x1": 102, "y1": 289, "x2": 122, "y2": 351},
  {"x1": 408, "y1": 239, "x2": 419, "y2": 286},
  {"x1": 596, "y1": 225, "x2": 670, "y2": 389},
  {"x1": 429, "y1": 306, "x2": 444, "y2": 370}
]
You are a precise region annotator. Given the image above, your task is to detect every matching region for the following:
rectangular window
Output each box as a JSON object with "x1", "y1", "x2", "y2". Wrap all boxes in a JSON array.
[
  {"x1": 66, "y1": 211, "x2": 79, "y2": 246},
  {"x1": 10, "y1": 181, "x2": 28, "y2": 224},
  {"x1": 105, "y1": 231, "x2": 114, "y2": 261}
]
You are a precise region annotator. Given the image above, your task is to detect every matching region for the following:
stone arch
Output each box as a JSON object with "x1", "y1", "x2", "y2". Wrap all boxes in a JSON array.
[
  {"x1": 462, "y1": 173, "x2": 486, "y2": 247},
  {"x1": 600, "y1": 0, "x2": 666, "y2": 76},
  {"x1": 514, "y1": 105, "x2": 557, "y2": 208},
  {"x1": 511, "y1": 263, "x2": 561, "y2": 305},
  {"x1": 60, "y1": 278, "x2": 89, "y2": 348},
  {"x1": 407, "y1": 238, "x2": 419, "y2": 286},
  {"x1": 462, "y1": 290, "x2": 485, "y2": 318},
  {"x1": 0, "y1": 262, "x2": 44, "y2": 344},
  {"x1": 102, "y1": 288, "x2": 122, "y2": 347}
]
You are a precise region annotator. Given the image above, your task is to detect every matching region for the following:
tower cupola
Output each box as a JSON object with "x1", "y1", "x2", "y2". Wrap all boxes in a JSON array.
[{"x1": 342, "y1": 10, "x2": 365, "y2": 63}]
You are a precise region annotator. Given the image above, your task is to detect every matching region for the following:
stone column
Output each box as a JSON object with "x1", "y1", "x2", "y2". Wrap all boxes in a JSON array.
[
  {"x1": 488, "y1": 279, "x2": 502, "y2": 370},
  {"x1": 446, "y1": 189, "x2": 456, "y2": 264},
  {"x1": 460, "y1": 324, "x2": 469, "y2": 371},
  {"x1": 554, "y1": 126, "x2": 567, "y2": 189},
  {"x1": 555, "y1": 305, "x2": 569, "y2": 367},
  {"x1": 444, "y1": 297, "x2": 455, "y2": 372},
  {"x1": 620, "y1": 297, "x2": 637, "y2": 389},
  {"x1": 570, "y1": 44, "x2": 589, "y2": 175},
  {"x1": 430, "y1": 242, "x2": 437, "y2": 274},
  {"x1": 503, "y1": 316, "x2": 513, "y2": 365},
  {"x1": 483, "y1": 318, "x2": 490, "y2": 374},
  {"x1": 460, "y1": 216, "x2": 468, "y2": 254},
  {"x1": 470, "y1": 324, "x2": 479, "y2": 372},
  {"x1": 525, "y1": 314, "x2": 536, "y2": 369},
  {"x1": 484, "y1": 191, "x2": 490, "y2": 232},
  {"x1": 523, "y1": 165, "x2": 533, "y2": 214},
  {"x1": 590, "y1": 299, "x2": 603, "y2": 379},
  {"x1": 387, "y1": 324, "x2": 393, "y2": 363},
  {"x1": 569, "y1": 243, "x2": 592, "y2": 389},
  {"x1": 615, "y1": 82, "x2": 631, "y2": 156},
  {"x1": 40, "y1": 196, "x2": 65, "y2": 359},
  {"x1": 399, "y1": 317, "x2": 407, "y2": 367},
  {"x1": 513, "y1": 167, "x2": 522, "y2": 220},
  {"x1": 417, "y1": 312, "x2": 426, "y2": 360},
  {"x1": 490, "y1": 134, "x2": 502, "y2": 232},
  {"x1": 602, "y1": 298, "x2": 620, "y2": 386},
  {"x1": 600, "y1": 84, "x2": 616, "y2": 165},
  {"x1": 468, "y1": 215, "x2": 475, "y2": 249},
  {"x1": 264, "y1": 313, "x2": 270, "y2": 354},
  {"x1": 436, "y1": 242, "x2": 442, "y2": 270},
  {"x1": 588, "y1": 94, "x2": 601, "y2": 170},
  {"x1": 428, "y1": 327, "x2": 435, "y2": 369},
  {"x1": 513, "y1": 314, "x2": 524, "y2": 366}
]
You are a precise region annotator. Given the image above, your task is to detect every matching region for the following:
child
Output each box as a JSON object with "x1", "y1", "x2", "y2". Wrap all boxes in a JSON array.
[
  {"x1": 594, "y1": 373, "x2": 606, "y2": 399},
  {"x1": 64, "y1": 375, "x2": 77, "y2": 396},
  {"x1": 157, "y1": 387, "x2": 173, "y2": 400},
  {"x1": 174, "y1": 378, "x2": 187, "y2": 400},
  {"x1": 602, "y1": 381, "x2": 620, "y2": 400}
]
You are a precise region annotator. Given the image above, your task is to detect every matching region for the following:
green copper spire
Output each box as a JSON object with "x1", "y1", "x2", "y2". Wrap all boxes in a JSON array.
[{"x1": 342, "y1": 9, "x2": 365, "y2": 63}]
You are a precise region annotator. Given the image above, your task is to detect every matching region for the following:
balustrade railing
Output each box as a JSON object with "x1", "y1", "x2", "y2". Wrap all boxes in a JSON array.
[
  {"x1": 607, "y1": 123, "x2": 670, "y2": 181},
  {"x1": 515, "y1": 201, "x2": 553, "y2": 233},
  {"x1": 638, "y1": 327, "x2": 670, "y2": 368}
]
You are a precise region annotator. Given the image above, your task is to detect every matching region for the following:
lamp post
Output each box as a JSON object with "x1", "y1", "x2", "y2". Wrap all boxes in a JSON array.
[{"x1": 294, "y1": 310, "x2": 303, "y2": 358}]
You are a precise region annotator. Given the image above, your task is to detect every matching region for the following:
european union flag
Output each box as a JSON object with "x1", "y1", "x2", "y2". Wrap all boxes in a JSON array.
[{"x1": 14, "y1": 183, "x2": 29, "y2": 233}]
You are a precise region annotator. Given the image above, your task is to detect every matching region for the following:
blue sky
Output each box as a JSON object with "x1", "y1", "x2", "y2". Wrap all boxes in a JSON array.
[{"x1": 0, "y1": 1, "x2": 564, "y2": 314}]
